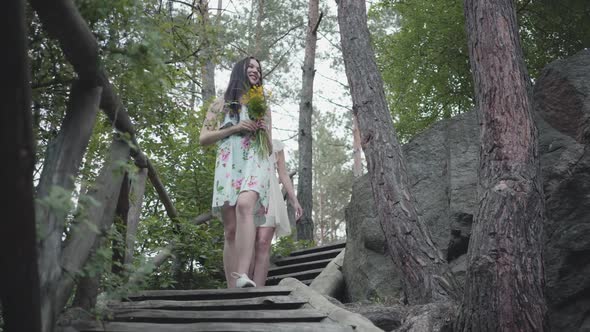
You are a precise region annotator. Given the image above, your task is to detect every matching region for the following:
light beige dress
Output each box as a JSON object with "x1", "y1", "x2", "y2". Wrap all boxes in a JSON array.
[{"x1": 260, "y1": 139, "x2": 291, "y2": 238}]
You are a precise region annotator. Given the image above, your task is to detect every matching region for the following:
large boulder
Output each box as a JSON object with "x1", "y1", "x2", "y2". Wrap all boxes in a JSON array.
[
  {"x1": 343, "y1": 175, "x2": 404, "y2": 303},
  {"x1": 343, "y1": 49, "x2": 590, "y2": 331}
]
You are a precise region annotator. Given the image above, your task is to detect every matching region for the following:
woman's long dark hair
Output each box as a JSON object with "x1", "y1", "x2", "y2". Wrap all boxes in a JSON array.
[{"x1": 224, "y1": 56, "x2": 263, "y2": 116}]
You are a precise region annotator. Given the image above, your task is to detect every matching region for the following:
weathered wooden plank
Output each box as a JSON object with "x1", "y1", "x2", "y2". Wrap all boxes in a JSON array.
[
  {"x1": 281, "y1": 278, "x2": 382, "y2": 332},
  {"x1": 289, "y1": 241, "x2": 346, "y2": 257},
  {"x1": 35, "y1": 79, "x2": 102, "y2": 331},
  {"x1": 29, "y1": 0, "x2": 134, "y2": 134},
  {"x1": 109, "y1": 295, "x2": 305, "y2": 311},
  {"x1": 266, "y1": 268, "x2": 324, "y2": 286},
  {"x1": 274, "y1": 249, "x2": 343, "y2": 267},
  {"x1": 124, "y1": 168, "x2": 148, "y2": 265},
  {"x1": 112, "y1": 309, "x2": 326, "y2": 323},
  {"x1": 0, "y1": 1, "x2": 41, "y2": 331},
  {"x1": 55, "y1": 138, "x2": 131, "y2": 313},
  {"x1": 66, "y1": 321, "x2": 354, "y2": 332},
  {"x1": 267, "y1": 258, "x2": 332, "y2": 277},
  {"x1": 124, "y1": 286, "x2": 292, "y2": 301}
]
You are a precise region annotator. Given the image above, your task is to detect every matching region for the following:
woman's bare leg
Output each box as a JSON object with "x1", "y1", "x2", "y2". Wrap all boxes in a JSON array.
[
  {"x1": 252, "y1": 227, "x2": 275, "y2": 286},
  {"x1": 221, "y1": 205, "x2": 237, "y2": 288},
  {"x1": 234, "y1": 191, "x2": 258, "y2": 275}
]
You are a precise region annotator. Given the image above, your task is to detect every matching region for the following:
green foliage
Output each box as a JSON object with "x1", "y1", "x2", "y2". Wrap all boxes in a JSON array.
[
  {"x1": 271, "y1": 236, "x2": 314, "y2": 259},
  {"x1": 370, "y1": 0, "x2": 589, "y2": 142},
  {"x1": 369, "y1": 0, "x2": 473, "y2": 142},
  {"x1": 312, "y1": 110, "x2": 352, "y2": 243}
]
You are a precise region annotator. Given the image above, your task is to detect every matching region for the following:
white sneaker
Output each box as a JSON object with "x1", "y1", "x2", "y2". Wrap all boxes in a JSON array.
[{"x1": 231, "y1": 272, "x2": 256, "y2": 288}]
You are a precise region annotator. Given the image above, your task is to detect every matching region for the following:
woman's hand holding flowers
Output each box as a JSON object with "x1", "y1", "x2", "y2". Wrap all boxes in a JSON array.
[{"x1": 234, "y1": 120, "x2": 259, "y2": 134}]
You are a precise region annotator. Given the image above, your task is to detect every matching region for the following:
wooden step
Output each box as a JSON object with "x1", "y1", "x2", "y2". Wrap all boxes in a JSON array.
[
  {"x1": 265, "y1": 268, "x2": 324, "y2": 286},
  {"x1": 289, "y1": 240, "x2": 346, "y2": 257},
  {"x1": 109, "y1": 295, "x2": 306, "y2": 311},
  {"x1": 274, "y1": 249, "x2": 342, "y2": 267},
  {"x1": 66, "y1": 320, "x2": 355, "y2": 332},
  {"x1": 123, "y1": 286, "x2": 292, "y2": 302},
  {"x1": 267, "y1": 258, "x2": 332, "y2": 277},
  {"x1": 112, "y1": 309, "x2": 327, "y2": 323}
]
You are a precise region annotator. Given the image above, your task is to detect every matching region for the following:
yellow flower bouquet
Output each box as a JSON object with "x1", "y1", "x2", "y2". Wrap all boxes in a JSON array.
[{"x1": 241, "y1": 85, "x2": 271, "y2": 157}]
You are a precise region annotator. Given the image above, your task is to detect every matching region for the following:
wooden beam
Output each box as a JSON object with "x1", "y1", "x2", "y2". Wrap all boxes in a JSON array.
[
  {"x1": 28, "y1": 0, "x2": 134, "y2": 135},
  {"x1": 125, "y1": 286, "x2": 293, "y2": 301},
  {"x1": 66, "y1": 321, "x2": 354, "y2": 332},
  {"x1": 0, "y1": 0, "x2": 41, "y2": 331},
  {"x1": 35, "y1": 80, "x2": 102, "y2": 331},
  {"x1": 108, "y1": 295, "x2": 306, "y2": 311},
  {"x1": 112, "y1": 309, "x2": 326, "y2": 323},
  {"x1": 55, "y1": 137, "x2": 130, "y2": 315},
  {"x1": 124, "y1": 168, "x2": 148, "y2": 265}
]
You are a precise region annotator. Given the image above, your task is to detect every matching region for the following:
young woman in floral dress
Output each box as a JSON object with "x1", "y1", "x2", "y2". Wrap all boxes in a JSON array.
[{"x1": 199, "y1": 56, "x2": 271, "y2": 288}]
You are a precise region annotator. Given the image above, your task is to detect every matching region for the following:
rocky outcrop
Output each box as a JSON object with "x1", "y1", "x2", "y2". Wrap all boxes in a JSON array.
[{"x1": 343, "y1": 49, "x2": 590, "y2": 331}]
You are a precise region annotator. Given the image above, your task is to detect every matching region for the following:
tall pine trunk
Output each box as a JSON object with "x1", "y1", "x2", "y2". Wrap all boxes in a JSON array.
[
  {"x1": 198, "y1": 0, "x2": 216, "y2": 104},
  {"x1": 455, "y1": 0, "x2": 548, "y2": 330},
  {"x1": 297, "y1": 0, "x2": 321, "y2": 241},
  {"x1": 336, "y1": 0, "x2": 458, "y2": 304},
  {"x1": 0, "y1": 0, "x2": 41, "y2": 331},
  {"x1": 352, "y1": 114, "x2": 362, "y2": 177}
]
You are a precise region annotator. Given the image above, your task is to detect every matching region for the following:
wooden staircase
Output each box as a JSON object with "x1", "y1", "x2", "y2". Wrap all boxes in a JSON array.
[
  {"x1": 266, "y1": 240, "x2": 346, "y2": 286},
  {"x1": 61, "y1": 286, "x2": 358, "y2": 331},
  {"x1": 60, "y1": 241, "x2": 366, "y2": 332}
]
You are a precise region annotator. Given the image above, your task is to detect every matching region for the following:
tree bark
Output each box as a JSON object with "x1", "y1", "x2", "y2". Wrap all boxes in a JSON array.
[
  {"x1": 55, "y1": 137, "x2": 130, "y2": 317},
  {"x1": 124, "y1": 168, "x2": 148, "y2": 265},
  {"x1": 0, "y1": 1, "x2": 42, "y2": 331},
  {"x1": 352, "y1": 114, "x2": 363, "y2": 177},
  {"x1": 253, "y1": 0, "x2": 265, "y2": 58},
  {"x1": 336, "y1": 0, "x2": 458, "y2": 304},
  {"x1": 35, "y1": 80, "x2": 101, "y2": 332},
  {"x1": 296, "y1": 0, "x2": 321, "y2": 242},
  {"x1": 455, "y1": 0, "x2": 548, "y2": 330},
  {"x1": 198, "y1": 0, "x2": 216, "y2": 104}
]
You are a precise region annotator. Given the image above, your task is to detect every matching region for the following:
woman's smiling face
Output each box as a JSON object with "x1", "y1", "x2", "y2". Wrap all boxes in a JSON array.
[{"x1": 247, "y1": 58, "x2": 261, "y2": 85}]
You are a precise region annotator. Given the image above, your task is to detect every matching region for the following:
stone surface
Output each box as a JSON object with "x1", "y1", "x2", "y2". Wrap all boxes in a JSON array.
[
  {"x1": 343, "y1": 176, "x2": 403, "y2": 303},
  {"x1": 343, "y1": 50, "x2": 590, "y2": 331},
  {"x1": 534, "y1": 49, "x2": 590, "y2": 144}
]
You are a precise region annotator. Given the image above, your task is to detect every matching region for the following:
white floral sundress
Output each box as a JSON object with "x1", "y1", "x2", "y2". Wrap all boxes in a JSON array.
[{"x1": 211, "y1": 104, "x2": 271, "y2": 226}]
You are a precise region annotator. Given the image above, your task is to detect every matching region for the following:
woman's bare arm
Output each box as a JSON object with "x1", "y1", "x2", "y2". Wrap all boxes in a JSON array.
[
  {"x1": 276, "y1": 149, "x2": 303, "y2": 220},
  {"x1": 199, "y1": 101, "x2": 258, "y2": 146}
]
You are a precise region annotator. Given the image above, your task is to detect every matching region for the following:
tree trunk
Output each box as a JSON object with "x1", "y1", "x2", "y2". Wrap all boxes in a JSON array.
[
  {"x1": 35, "y1": 79, "x2": 102, "y2": 332},
  {"x1": 0, "y1": 1, "x2": 41, "y2": 331},
  {"x1": 124, "y1": 168, "x2": 148, "y2": 265},
  {"x1": 336, "y1": 0, "x2": 458, "y2": 304},
  {"x1": 297, "y1": 0, "x2": 321, "y2": 242},
  {"x1": 198, "y1": 0, "x2": 216, "y2": 104},
  {"x1": 55, "y1": 137, "x2": 130, "y2": 316},
  {"x1": 352, "y1": 114, "x2": 362, "y2": 177},
  {"x1": 455, "y1": 0, "x2": 548, "y2": 330},
  {"x1": 253, "y1": 0, "x2": 265, "y2": 58}
]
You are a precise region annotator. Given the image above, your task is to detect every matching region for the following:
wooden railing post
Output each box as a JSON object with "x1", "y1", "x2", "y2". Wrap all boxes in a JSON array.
[
  {"x1": 0, "y1": 0, "x2": 41, "y2": 331},
  {"x1": 34, "y1": 79, "x2": 102, "y2": 332}
]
